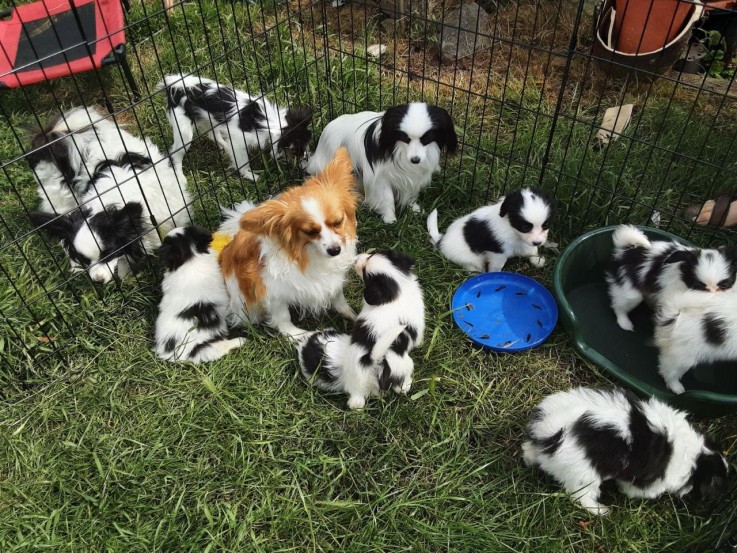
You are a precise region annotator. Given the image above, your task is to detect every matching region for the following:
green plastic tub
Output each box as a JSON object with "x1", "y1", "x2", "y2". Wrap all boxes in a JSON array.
[{"x1": 553, "y1": 225, "x2": 737, "y2": 418}]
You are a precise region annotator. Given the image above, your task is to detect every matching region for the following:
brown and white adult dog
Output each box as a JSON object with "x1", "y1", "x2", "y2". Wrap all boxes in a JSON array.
[{"x1": 219, "y1": 147, "x2": 359, "y2": 338}]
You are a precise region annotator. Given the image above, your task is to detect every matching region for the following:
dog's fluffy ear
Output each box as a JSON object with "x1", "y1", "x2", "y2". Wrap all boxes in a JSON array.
[
  {"x1": 29, "y1": 210, "x2": 78, "y2": 242},
  {"x1": 719, "y1": 244, "x2": 737, "y2": 270},
  {"x1": 427, "y1": 105, "x2": 458, "y2": 154},
  {"x1": 240, "y1": 199, "x2": 291, "y2": 239},
  {"x1": 663, "y1": 249, "x2": 697, "y2": 266}
]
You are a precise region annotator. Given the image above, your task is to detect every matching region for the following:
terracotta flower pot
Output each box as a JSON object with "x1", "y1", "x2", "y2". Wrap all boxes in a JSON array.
[{"x1": 614, "y1": 0, "x2": 693, "y2": 54}]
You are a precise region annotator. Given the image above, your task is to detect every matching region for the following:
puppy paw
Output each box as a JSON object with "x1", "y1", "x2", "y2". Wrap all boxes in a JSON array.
[
  {"x1": 583, "y1": 503, "x2": 610, "y2": 516},
  {"x1": 381, "y1": 213, "x2": 397, "y2": 224},
  {"x1": 665, "y1": 380, "x2": 685, "y2": 395},
  {"x1": 529, "y1": 255, "x2": 546, "y2": 268},
  {"x1": 338, "y1": 306, "x2": 357, "y2": 321},
  {"x1": 241, "y1": 170, "x2": 260, "y2": 182},
  {"x1": 347, "y1": 396, "x2": 366, "y2": 410},
  {"x1": 410, "y1": 202, "x2": 422, "y2": 213},
  {"x1": 616, "y1": 314, "x2": 635, "y2": 332}
]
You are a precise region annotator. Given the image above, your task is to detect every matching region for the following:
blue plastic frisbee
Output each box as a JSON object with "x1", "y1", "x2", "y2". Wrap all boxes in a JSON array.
[{"x1": 451, "y1": 272, "x2": 558, "y2": 352}]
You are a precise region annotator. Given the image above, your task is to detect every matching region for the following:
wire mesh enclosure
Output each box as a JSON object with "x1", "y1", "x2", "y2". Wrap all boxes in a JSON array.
[{"x1": 1, "y1": 0, "x2": 737, "y2": 548}]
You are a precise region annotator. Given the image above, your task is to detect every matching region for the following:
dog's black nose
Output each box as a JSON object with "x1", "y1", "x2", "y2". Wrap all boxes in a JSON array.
[
  {"x1": 532, "y1": 240, "x2": 543, "y2": 246},
  {"x1": 410, "y1": 156, "x2": 420, "y2": 164},
  {"x1": 327, "y1": 246, "x2": 342, "y2": 256}
]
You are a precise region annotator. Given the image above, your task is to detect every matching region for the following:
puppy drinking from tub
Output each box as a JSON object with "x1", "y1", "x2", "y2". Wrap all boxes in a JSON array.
[
  {"x1": 426, "y1": 186, "x2": 554, "y2": 273},
  {"x1": 522, "y1": 387, "x2": 729, "y2": 515},
  {"x1": 297, "y1": 250, "x2": 425, "y2": 410}
]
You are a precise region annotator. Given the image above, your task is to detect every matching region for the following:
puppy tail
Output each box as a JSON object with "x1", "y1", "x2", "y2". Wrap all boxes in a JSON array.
[
  {"x1": 612, "y1": 224, "x2": 650, "y2": 250},
  {"x1": 427, "y1": 209, "x2": 443, "y2": 246},
  {"x1": 370, "y1": 324, "x2": 406, "y2": 364},
  {"x1": 217, "y1": 200, "x2": 256, "y2": 235}
]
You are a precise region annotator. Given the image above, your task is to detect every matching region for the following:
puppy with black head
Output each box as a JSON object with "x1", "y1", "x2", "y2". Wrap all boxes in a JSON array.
[
  {"x1": 161, "y1": 74, "x2": 312, "y2": 182},
  {"x1": 606, "y1": 225, "x2": 737, "y2": 332},
  {"x1": 155, "y1": 226, "x2": 245, "y2": 363},
  {"x1": 305, "y1": 103, "x2": 457, "y2": 223},
  {"x1": 427, "y1": 187, "x2": 554, "y2": 273},
  {"x1": 522, "y1": 387, "x2": 729, "y2": 515},
  {"x1": 30, "y1": 152, "x2": 191, "y2": 283}
]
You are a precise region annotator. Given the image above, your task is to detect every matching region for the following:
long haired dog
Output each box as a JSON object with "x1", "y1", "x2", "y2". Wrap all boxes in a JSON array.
[
  {"x1": 296, "y1": 324, "x2": 407, "y2": 410},
  {"x1": 522, "y1": 387, "x2": 729, "y2": 515},
  {"x1": 219, "y1": 147, "x2": 358, "y2": 338},
  {"x1": 27, "y1": 106, "x2": 167, "y2": 214},
  {"x1": 427, "y1": 187, "x2": 554, "y2": 273},
  {"x1": 161, "y1": 74, "x2": 312, "y2": 181},
  {"x1": 606, "y1": 225, "x2": 737, "y2": 331},
  {"x1": 655, "y1": 290, "x2": 737, "y2": 394},
  {"x1": 351, "y1": 250, "x2": 425, "y2": 396},
  {"x1": 305, "y1": 103, "x2": 457, "y2": 223},
  {"x1": 155, "y1": 226, "x2": 245, "y2": 363},
  {"x1": 29, "y1": 150, "x2": 191, "y2": 283}
]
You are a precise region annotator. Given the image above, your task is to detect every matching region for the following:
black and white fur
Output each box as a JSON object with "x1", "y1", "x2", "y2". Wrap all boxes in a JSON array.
[
  {"x1": 160, "y1": 74, "x2": 312, "y2": 182},
  {"x1": 155, "y1": 226, "x2": 245, "y2": 363},
  {"x1": 27, "y1": 106, "x2": 169, "y2": 214},
  {"x1": 655, "y1": 290, "x2": 737, "y2": 394},
  {"x1": 606, "y1": 225, "x2": 737, "y2": 332},
  {"x1": 305, "y1": 103, "x2": 457, "y2": 223},
  {"x1": 522, "y1": 387, "x2": 729, "y2": 515},
  {"x1": 427, "y1": 187, "x2": 553, "y2": 273},
  {"x1": 296, "y1": 325, "x2": 407, "y2": 410},
  {"x1": 29, "y1": 150, "x2": 192, "y2": 283},
  {"x1": 350, "y1": 250, "x2": 425, "y2": 402}
]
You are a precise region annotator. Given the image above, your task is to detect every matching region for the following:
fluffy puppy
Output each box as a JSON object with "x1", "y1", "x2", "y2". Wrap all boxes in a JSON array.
[
  {"x1": 351, "y1": 250, "x2": 425, "y2": 396},
  {"x1": 296, "y1": 324, "x2": 407, "y2": 410},
  {"x1": 219, "y1": 147, "x2": 358, "y2": 338},
  {"x1": 27, "y1": 106, "x2": 165, "y2": 214},
  {"x1": 305, "y1": 103, "x2": 457, "y2": 223},
  {"x1": 606, "y1": 225, "x2": 737, "y2": 331},
  {"x1": 29, "y1": 151, "x2": 191, "y2": 283},
  {"x1": 161, "y1": 74, "x2": 312, "y2": 181},
  {"x1": 155, "y1": 226, "x2": 245, "y2": 363},
  {"x1": 427, "y1": 187, "x2": 554, "y2": 273},
  {"x1": 522, "y1": 387, "x2": 729, "y2": 515},
  {"x1": 655, "y1": 290, "x2": 737, "y2": 394}
]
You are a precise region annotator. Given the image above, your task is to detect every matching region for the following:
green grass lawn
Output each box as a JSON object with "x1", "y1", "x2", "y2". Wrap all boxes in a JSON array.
[{"x1": 1, "y1": 0, "x2": 736, "y2": 550}]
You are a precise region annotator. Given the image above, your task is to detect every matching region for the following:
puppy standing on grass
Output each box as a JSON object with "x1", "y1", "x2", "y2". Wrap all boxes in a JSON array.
[
  {"x1": 155, "y1": 226, "x2": 245, "y2": 363},
  {"x1": 296, "y1": 250, "x2": 425, "y2": 409},
  {"x1": 606, "y1": 225, "x2": 737, "y2": 332},
  {"x1": 160, "y1": 74, "x2": 312, "y2": 181},
  {"x1": 522, "y1": 387, "x2": 729, "y2": 515},
  {"x1": 305, "y1": 103, "x2": 457, "y2": 224},
  {"x1": 427, "y1": 187, "x2": 554, "y2": 272},
  {"x1": 655, "y1": 290, "x2": 737, "y2": 394}
]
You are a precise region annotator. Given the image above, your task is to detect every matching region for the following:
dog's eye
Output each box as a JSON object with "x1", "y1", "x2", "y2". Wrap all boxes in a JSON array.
[
  {"x1": 542, "y1": 220, "x2": 550, "y2": 230},
  {"x1": 420, "y1": 131, "x2": 435, "y2": 145},
  {"x1": 397, "y1": 134, "x2": 410, "y2": 144},
  {"x1": 718, "y1": 279, "x2": 732, "y2": 290},
  {"x1": 304, "y1": 228, "x2": 320, "y2": 237},
  {"x1": 331, "y1": 218, "x2": 344, "y2": 227},
  {"x1": 520, "y1": 223, "x2": 533, "y2": 233}
]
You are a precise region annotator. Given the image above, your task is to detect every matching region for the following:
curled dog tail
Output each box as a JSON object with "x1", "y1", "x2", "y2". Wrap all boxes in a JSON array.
[
  {"x1": 427, "y1": 209, "x2": 443, "y2": 246},
  {"x1": 217, "y1": 200, "x2": 256, "y2": 236},
  {"x1": 612, "y1": 224, "x2": 650, "y2": 250},
  {"x1": 370, "y1": 324, "x2": 406, "y2": 365}
]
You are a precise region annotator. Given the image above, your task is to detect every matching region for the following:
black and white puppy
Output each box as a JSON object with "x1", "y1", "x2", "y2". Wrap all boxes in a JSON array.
[
  {"x1": 161, "y1": 74, "x2": 312, "y2": 182},
  {"x1": 522, "y1": 387, "x2": 729, "y2": 515},
  {"x1": 655, "y1": 290, "x2": 737, "y2": 394},
  {"x1": 305, "y1": 103, "x2": 457, "y2": 223},
  {"x1": 29, "y1": 152, "x2": 192, "y2": 283},
  {"x1": 351, "y1": 250, "x2": 425, "y2": 397},
  {"x1": 427, "y1": 187, "x2": 554, "y2": 273},
  {"x1": 155, "y1": 226, "x2": 245, "y2": 363},
  {"x1": 606, "y1": 225, "x2": 737, "y2": 332},
  {"x1": 296, "y1": 325, "x2": 407, "y2": 410},
  {"x1": 27, "y1": 106, "x2": 168, "y2": 214}
]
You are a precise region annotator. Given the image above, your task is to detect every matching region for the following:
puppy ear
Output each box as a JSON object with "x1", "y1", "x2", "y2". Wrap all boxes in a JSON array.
[
  {"x1": 379, "y1": 249, "x2": 415, "y2": 275},
  {"x1": 95, "y1": 203, "x2": 146, "y2": 258},
  {"x1": 428, "y1": 106, "x2": 458, "y2": 154},
  {"x1": 719, "y1": 244, "x2": 737, "y2": 269},
  {"x1": 29, "y1": 210, "x2": 77, "y2": 242},
  {"x1": 158, "y1": 233, "x2": 190, "y2": 272},
  {"x1": 378, "y1": 359, "x2": 393, "y2": 392},
  {"x1": 663, "y1": 249, "x2": 697, "y2": 266},
  {"x1": 499, "y1": 195, "x2": 511, "y2": 218}
]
